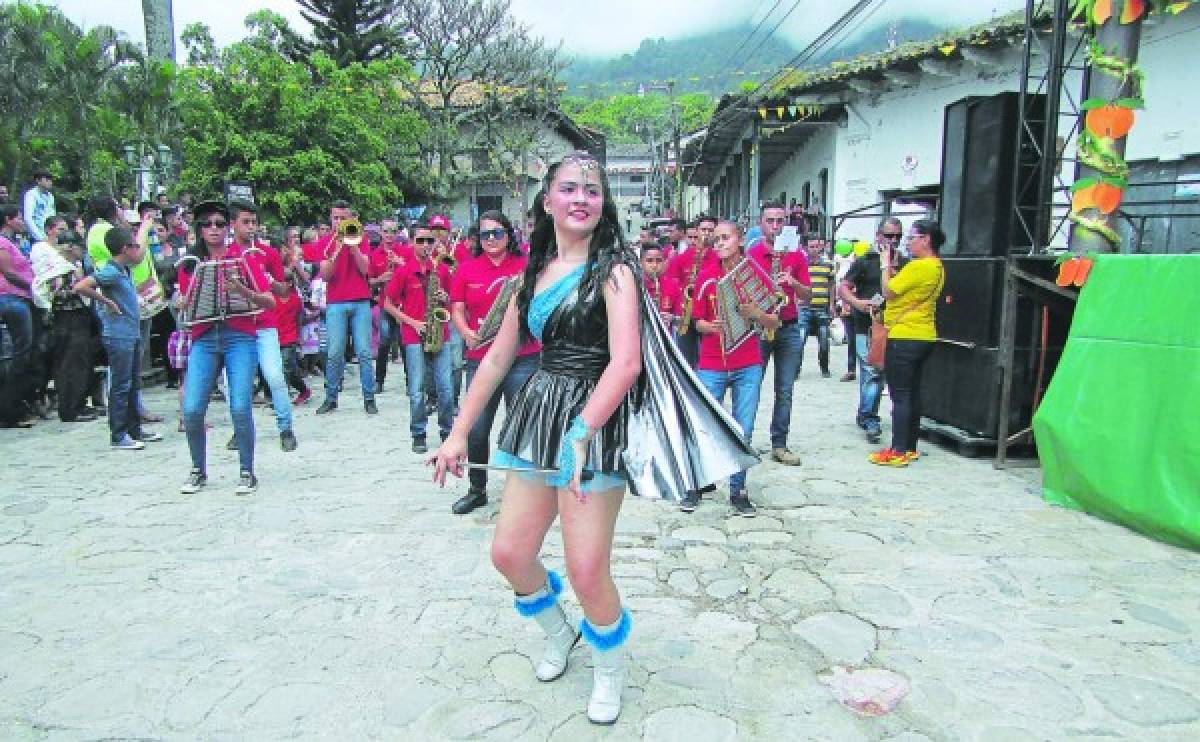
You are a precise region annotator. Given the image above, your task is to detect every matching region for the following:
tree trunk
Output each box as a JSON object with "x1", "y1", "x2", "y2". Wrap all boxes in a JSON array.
[{"x1": 1070, "y1": 1, "x2": 1142, "y2": 255}]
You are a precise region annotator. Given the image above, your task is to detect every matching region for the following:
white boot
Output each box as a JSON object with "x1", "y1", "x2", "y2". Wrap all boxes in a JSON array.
[
  {"x1": 582, "y1": 608, "x2": 631, "y2": 725},
  {"x1": 587, "y1": 644, "x2": 625, "y2": 725},
  {"x1": 514, "y1": 570, "x2": 580, "y2": 682},
  {"x1": 532, "y1": 602, "x2": 581, "y2": 682}
]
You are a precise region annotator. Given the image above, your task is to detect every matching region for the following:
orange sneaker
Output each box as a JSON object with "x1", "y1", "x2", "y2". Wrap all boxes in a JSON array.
[
  {"x1": 868, "y1": 448, "x2": 910, "y2": 467},
  {"x1": 904, "y1": 450, "x2": 921, "y2": 462}
]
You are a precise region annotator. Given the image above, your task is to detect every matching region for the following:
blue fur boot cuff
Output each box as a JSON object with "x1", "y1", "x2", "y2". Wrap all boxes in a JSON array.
[
  {"x1": 580, "y1": 607, "x2": 632, "y2": 651},
  {"x1": 513, "y1": 569, "x2": 564, "y2": 617}
]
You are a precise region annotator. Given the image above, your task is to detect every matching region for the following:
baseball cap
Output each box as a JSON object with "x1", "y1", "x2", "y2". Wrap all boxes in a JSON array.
[{"x1": 428, "y1": 214, "x2": 451, "y2": 230}]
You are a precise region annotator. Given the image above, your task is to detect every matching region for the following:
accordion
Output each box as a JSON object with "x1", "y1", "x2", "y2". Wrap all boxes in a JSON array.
[
  {"x1": 714, "y1": 258, "x2": 781, "y2": 354},
  {"x1": 177, "y1": 251, "x2": 265, "y2": 328},
  {"x1": 475, "y1": 275, "x2": 523, "y2": 347}
]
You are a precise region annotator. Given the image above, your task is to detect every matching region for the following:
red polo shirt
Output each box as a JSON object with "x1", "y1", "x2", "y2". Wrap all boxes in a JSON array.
[
  {"x1": 667, "y1": 245, "x2": 718, "y2": 293},
  {"x1": 369, "y1": 242, "x2": 413, "y2": 280},
  {"x1": 241, "y1": 240, "x2": 284, "y2": 330},
  {"x1": 384, "y1": 258, "x2": 453, "y2": 346},
  {"x1": 692, "y1": 260, "x2": 770, "y2": 372},
  {"x1": 746, "y1": 240, "x2": 811, "y2": 322},
  {"x1": 313, "y1": 234, "x2": 371, "y2": 303},
  {"x1": 450, "y1": 252, "x2": 540, "y2": 361},
  {"x1": 177, "y1": 243, "x2": 272, "y2": 341},
  {"x1": 643, "y1": 274, "x2": 683, "y2": 316},
  {"x1": 275, "y1": 288, "x2": 302, "y2": 346}
]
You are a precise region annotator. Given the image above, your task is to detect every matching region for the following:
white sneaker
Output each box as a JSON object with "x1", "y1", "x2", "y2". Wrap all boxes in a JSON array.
[
  {"x1": 532, "y1": 602, "x2": 581, "y2": 682},
  {"x1": 136, "y1": 430, "x2": 163, "y2": 442},
  {"x1": 111, "y1": 435, "x2": 145, "y2": 451},
  {"x1": 587, "y1": 646, "x2": 625, "y2": 725}
]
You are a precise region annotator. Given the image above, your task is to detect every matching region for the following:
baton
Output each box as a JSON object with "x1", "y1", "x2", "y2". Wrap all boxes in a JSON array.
[{"x1": 459, "y1": 463, "x2": 594, "y2": 482}]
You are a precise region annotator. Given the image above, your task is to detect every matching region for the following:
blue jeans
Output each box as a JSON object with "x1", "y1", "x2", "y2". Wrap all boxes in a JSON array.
[
  {"x1": 698, "y1": 364, "x2": 763, "y2": 493},
  {"x1": 101, "y1": 336, "x2": 142, "y2": 443},
  {"x1": 324, "y1": 300, "x2": 375, "y2": 402},
  {"x1": 256, "y1": 327, "x2": 292, "y2": 433},
  {"x1": 465, "y1": 354, "x2": 539, "y2": 490},
  {"x1": 183, "y1": 327, "x2": 258, "y2": 474},
  {"x1": 759, "y1": 321, "x2": 803, "y2": 448},
  {"x1": 854, "y1": 332, "x2": 884, "y2": 429},
  {"x1": 797, "y1": 307, "x2": 831, "y2": 373},
  {"x1": 404, "y1": 342, "x2": 453, "y2": 439},
  {"x1": 0, "y1": 294, "x2": 33, "y2": 423}
]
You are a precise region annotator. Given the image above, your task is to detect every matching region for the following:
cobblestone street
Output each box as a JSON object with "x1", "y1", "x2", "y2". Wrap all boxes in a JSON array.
[{"x1": 2, "y1": 350, "x2": 1198, "y2": 740}]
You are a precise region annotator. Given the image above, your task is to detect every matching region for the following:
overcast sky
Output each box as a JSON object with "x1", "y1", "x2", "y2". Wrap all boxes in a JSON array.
[{"x1": 41, "y1": 0, "x2": 1024, "y2": 59}]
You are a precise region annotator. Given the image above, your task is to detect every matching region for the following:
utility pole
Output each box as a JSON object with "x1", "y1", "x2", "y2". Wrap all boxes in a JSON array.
[{"x1": 669, "y1": 80, "x2": 683, "y2": 218}]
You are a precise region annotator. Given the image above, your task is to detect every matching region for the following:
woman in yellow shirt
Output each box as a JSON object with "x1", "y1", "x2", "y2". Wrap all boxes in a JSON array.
[{"x1": 869, "y1": 219, "x2": 945, "y2": 467}]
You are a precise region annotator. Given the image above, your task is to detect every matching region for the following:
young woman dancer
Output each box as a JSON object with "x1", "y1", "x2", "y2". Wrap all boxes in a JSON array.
[{"x1": 429, "y1": 153, "x2": 640, "y2": 724}]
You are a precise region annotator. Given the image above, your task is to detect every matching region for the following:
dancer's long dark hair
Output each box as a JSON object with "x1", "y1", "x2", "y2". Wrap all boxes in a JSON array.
[{"x1": 514, "y1": 154, "x2": 635, "y2": 343}]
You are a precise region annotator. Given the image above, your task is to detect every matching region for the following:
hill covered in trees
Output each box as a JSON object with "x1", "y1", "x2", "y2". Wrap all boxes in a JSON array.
[{"x1": 560, "y1": 18, "x2": 946, "y2": 98}]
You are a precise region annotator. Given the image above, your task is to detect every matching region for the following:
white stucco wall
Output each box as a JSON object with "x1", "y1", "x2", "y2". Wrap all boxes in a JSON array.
[
  {"x1": 760, "y1": 12, "x2": 1197, "y2": 226},
  {"x1": 761, "y1": 125, "x2": 838, "y2": 216}
]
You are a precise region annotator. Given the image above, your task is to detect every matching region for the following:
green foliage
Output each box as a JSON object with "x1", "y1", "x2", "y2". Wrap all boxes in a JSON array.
[
  {"x1": 560, "y1": 93, "x2": 717, "y2": 144},
  {"x1": 561, "y1": 26, "x2": 799, "y2": 97},
  {"x1": 0, "y1": 2, "x2": 146, "y2": 207},
  {"x1": 176, "y1": 27, "x2": 424, "y2": 224},
  {"x1": 286, "y1": 0, "x2": 406, "y2": 67}
]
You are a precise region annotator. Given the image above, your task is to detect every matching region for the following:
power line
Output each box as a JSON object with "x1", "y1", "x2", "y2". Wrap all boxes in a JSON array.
[
  {"x1": 716, "y1": 0, "x2": 788, "y2": 74},
  {"x1": 689, "y1": 0, "x2": 884, "y2": 184},
  {"x1": 739, "y1": 0, "x2": 806, "y2": 71}
]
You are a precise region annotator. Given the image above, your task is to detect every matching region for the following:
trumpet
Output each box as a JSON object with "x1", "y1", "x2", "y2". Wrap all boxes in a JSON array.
[{"x1": 325, "y1": 217, "x2": 365, "y2": 259}]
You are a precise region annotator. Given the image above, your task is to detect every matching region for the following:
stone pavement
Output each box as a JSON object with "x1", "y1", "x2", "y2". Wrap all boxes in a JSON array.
[{"x1": 2, "y1": 349, "x2": 1199, "y2": 740}]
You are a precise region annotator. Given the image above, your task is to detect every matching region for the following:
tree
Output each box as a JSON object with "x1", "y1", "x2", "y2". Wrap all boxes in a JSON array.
[
  {"x1": 281, "y1": 0, "x2": 406, "y2": 67},
  {"x1": 176, "y1": 23, "x2": 424, "y2": 224},
  {"x1": 393, "y1": 0, "x2": 566, "y2": 200},
  {"x1": 0, "y1": 3, "x2": 144, "y2": 202},
  {"x1": 560, "y1": 93, "x2": 717, "y2": 145}
]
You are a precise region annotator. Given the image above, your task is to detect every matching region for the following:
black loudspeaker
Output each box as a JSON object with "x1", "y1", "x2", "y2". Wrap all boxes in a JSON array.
[
  {"x1": 939, "y1": 92, "x2": 1045, "y2": 256},
  {"x1": 919, "y1": 257, "x2": 1073, "y2": 440}
]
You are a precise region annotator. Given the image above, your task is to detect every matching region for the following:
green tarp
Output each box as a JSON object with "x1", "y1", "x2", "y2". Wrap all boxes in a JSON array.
[{"x1": 1034, "y1": 254, "x2": 1200, "y2": 550}]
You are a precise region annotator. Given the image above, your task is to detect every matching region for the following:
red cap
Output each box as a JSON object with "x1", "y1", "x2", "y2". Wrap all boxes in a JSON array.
[{"x1": 428, "y1": 214, "x2": 451, "y2": 230}]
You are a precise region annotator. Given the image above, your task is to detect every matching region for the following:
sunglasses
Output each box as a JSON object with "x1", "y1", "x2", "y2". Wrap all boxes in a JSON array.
[
  {"x1": 479, "y1": 228, "x2": 507, "y2": 241},
  {"x1": 881, "y1": 232, "x2": 902, "y2": 239},
  {"x1": 413, "y1": 237, "x2": 436, "y2": 245},
  {"x1": 200, "y1": 220, "x2": 227, "y2": 229}
]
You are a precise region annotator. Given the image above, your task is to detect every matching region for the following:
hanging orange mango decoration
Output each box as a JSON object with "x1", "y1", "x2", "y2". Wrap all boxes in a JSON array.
[{"x1": 1085, "y1": 103, "x2": 1135, "y2": 138}]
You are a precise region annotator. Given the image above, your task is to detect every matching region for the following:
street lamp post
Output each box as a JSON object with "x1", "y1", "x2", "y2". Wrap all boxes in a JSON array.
[{"x1": 122, "y1": 141, "x2": 174, "y2": 203}]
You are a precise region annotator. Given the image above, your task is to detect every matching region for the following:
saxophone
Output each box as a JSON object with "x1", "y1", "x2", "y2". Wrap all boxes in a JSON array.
[
  {"x1": 765, "y1": 247, "x2": 790, "y2": 342},
  {"x1": 421, "y1": 264, "x2": 451, "y2": 354},
  {"x1": 677, "y1": 247, "x2": 704, "y2": 336}
]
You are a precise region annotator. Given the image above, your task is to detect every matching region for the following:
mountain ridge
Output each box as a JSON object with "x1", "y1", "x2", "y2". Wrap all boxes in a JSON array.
[{"x1": 560, "y1": 18, "x2": 948, "y2": 98}]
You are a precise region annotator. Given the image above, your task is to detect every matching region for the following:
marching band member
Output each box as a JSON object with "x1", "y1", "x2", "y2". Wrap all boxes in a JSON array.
[
  {"x1": 173, "y1": 200, "x2": 275, "y2": 495},
  {"x1": 746, "y1": 201, "x2": 811, "y2": 467},
  {"x1": 227, "y1": 200, "x2": 297, "y2": 453},
  {"x1": 369, "y1": 218, "x2": 409, "y2": 392},
  {"x1": 447, "y1": 210, "x2": 539, "y2": 515},
  {"x1": 639, "y1": 241, "x2": 681, "y2": 329},
  {"x1": 382, "y1": 220, "x2": 455, "y2": 455},
  {"x1": 665, "y1": 215, "x2": 718, "y2": 367},
  {"x1": 688, "y1": 220, "x2": 779, "y2": 517},
  {"x1": 313, "y1": 200, "x2": 377, "y2": 416}
]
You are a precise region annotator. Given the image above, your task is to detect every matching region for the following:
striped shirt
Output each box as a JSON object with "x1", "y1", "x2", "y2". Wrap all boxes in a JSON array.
[{"x1": 808, "y1": 258, "x2": 834, "y2": 308}]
